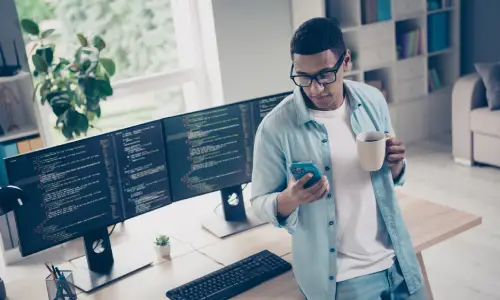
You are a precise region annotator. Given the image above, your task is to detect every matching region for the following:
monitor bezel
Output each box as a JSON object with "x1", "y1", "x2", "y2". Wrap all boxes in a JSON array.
[{"x1": 163, "y1": 90, "x2": 292, "y2": 202}]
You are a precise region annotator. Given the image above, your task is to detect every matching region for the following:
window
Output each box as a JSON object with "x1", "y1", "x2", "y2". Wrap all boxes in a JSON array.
[{"x1": 15, "y1": 0, "x2": 219, "y2": 146}]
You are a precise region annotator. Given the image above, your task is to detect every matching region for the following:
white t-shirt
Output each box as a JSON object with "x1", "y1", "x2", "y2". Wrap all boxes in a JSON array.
[{"x1": 310, "y1": 98, "x2": 395, "y2": 282}]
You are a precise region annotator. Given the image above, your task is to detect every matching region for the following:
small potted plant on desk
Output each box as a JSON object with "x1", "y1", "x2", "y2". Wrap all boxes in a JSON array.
[{"x1": 154, "y1": 235, "x2": 171, "y2": 259}]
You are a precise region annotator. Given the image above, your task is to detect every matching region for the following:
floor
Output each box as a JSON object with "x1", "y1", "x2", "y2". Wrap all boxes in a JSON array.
[{"x1": 401, "y1": 134, "x2": 500, "y2": 300}]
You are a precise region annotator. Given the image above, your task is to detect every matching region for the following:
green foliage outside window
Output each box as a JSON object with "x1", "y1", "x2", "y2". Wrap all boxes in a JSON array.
[
  {"x1": 54, "y1": 0, "x2": 179, "y2": 80},
  {"x1": 14, "y1": 0, "x2": 55, "y2": 21},
  {"x1": 15, "y1": 0, "x2": 184, "y2": 144}
]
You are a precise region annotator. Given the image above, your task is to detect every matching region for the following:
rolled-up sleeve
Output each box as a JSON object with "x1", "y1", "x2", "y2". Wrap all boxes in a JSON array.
[{"x1": 250, "y1": 123, "x2": 298, "y2": 233}]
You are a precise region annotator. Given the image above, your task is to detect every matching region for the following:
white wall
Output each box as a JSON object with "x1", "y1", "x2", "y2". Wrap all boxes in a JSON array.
[
  {"x1": 460, "y1": 0, "x2": 500, "y2": 75},
  {"x1": 211, "y1": 0, "x2": 295, "y2": 104}
]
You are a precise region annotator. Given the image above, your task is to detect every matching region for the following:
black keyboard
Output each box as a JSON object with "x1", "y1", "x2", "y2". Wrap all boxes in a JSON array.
[{"x1": 165, "y1": 250, "x2": 292, "y2": 300}]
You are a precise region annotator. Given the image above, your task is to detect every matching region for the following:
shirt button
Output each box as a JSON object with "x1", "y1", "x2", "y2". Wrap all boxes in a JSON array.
[
  {"x1": 325, "y1": 166, "x2": 330, "y2": 171},
  {"x1": 329, "y1": 276, "x2": 334, "y2": 280},
  {"x1": 322, "y1": 139, "x2": 328, "y2": 143},
  {"x1": 330, "y1": 248, "x2": 335, "y2": 253},
  {"x1": 327, "y1": 193, "x2": 332, "y2": 198},
  {"x1": 329, "y1": 221, "x2": 334, "y2": 226}
]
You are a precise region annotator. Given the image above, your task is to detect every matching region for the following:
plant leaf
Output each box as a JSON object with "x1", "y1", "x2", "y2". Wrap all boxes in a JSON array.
[
  {"x1": 36, "y1": 46, "x2": 54, "y2": 65},
  {"x1": 97, "y1": 79, "x2": 113, "y2": 96},
  {"x1": 59, "y1": 58, "x2": 70, "y2": 65},
  {"x1": 81, "y1": 60, "x2": 92, "y2": 73},
  {"x1": 95, "y1": 105, "x2": 101, "y2": 118},
  {"x1": 61, "y1": 125, "x2": 73, "y2": 140},
  {"x1": 77, "y1": 113, "x2": 89, "y2": 133},
  {"x1": 99, "y1": 58, "x2": 115, "y2": 76},
  {"x1": 87, "y1": 104, "x2": 101, "y2": 117},
  {"x1": 48, "y1": 92, "x2": 71, "y2": 116},
  {"x1": 53, "y1": 59, "x2": 70, "y2": 74},
  {"x1": 39, "y1": 80, "x2": 52, "y2": 102},
  {"x1": 77, "y1": 33, "x2": 88, "y2": 47},
  {"x1": 41, "y1": 29, "x2": 55, "y2": 39},
  {"x1": 93, "y1": 36, "x2": 106, "y2": 51},
  {"x1": 32, "y1": 54, "x2": 48, "y2": 73},
  {"x1": 87, "y1": 111, "x2": 97, "y2": 122},
  {"x1": 21, "y1": 19, "x2": 40, "y2": 35},
  {"x1": 65, "y1": 109, "x2": 79, "y2": 128},
  {"x1": 80, "y1": 77, "x2": 99, "y2": 98}
]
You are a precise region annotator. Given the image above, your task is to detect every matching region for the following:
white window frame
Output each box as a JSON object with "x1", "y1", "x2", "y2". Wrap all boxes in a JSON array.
[{"x1": 36, "y1": 0, "x2": 223, "y2": 146}]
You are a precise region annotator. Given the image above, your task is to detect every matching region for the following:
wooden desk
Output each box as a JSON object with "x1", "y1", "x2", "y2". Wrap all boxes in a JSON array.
[
  {"x1": 196, "y1": 192, "x2": 482, "y2": 300},
  {"x1": 3, "y1": 192, "x2": 481, "y2": 300}
]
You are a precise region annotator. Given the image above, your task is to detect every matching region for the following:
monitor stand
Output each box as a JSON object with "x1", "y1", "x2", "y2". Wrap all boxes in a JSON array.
[
  {"x1": 201, "y1": 184, "x2": 267, "y2": 238},
  {"x1": 69, "y1": 227, "x2": 153, "y2": 293}
]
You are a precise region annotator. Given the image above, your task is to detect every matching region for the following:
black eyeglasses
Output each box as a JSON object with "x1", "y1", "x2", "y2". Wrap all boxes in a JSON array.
[{"x1": 290, "y1": 52, "x2": 346, "y2": 87}]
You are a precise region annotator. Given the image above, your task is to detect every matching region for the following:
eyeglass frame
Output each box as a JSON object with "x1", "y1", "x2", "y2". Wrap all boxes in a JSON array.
[{"x1": 289, "y1": 51, "x2": 347, "y2": 87}]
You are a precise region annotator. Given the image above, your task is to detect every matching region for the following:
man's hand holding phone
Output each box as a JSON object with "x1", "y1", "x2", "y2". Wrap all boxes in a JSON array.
[{"x1": 276, "y1": 173, "x2": 330, "y2": 218}]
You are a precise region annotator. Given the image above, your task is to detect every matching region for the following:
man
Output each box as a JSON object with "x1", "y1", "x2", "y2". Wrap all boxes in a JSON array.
[{"x1": 250, "y1": 17, "x2": 427, "y2": 300}]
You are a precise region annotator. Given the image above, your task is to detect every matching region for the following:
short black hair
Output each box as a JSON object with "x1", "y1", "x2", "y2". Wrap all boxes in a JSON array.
[{"x1": 290, "y1": 17, "x2": 346, "y2": 59}]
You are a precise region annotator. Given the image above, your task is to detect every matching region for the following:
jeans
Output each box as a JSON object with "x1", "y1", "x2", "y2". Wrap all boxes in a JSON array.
[{"x1": 334, "y1": 260, "x2": 428, "y2": 300}]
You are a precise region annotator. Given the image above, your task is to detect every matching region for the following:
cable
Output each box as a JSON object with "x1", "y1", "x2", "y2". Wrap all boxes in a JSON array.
[
  {"x1": 168, "y1": 234, "x2": 226, "y2": 267},
  {"x1": 213, "y1": 183, "x2": 248, "y2": 213},
  {"x1": 108, "y1": 224, "x2": 117, "y2": 236}
]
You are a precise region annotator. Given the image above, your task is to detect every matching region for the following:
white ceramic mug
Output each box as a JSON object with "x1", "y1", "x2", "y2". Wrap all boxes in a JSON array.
[{"x1": 356, "y1": 131, "x2": 387, "y2": 172}]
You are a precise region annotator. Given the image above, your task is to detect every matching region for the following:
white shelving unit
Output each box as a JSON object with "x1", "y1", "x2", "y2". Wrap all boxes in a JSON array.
[{"x1": 291, "y1": 0, "x2": 461, "y2": 144}]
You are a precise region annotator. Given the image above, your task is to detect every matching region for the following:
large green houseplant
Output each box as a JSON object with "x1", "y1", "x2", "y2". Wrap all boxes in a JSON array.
[{"x1": 20, "y1": 19, "x2": 116, "y2": 140}]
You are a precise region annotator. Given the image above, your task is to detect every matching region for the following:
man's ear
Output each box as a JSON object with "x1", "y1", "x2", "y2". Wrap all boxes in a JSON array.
[{"x1": 343, "y1": 49, "x2": 351, "y2": 71}]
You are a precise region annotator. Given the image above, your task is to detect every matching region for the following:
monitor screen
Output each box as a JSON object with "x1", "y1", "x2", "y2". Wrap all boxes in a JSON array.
[
  {"x1": 114, "y1": 121, "x2": 171, "y2": 220},
  {"x1": 6, "y1": 120, "x2": 171, "y2": 256},
  {"x1": 163, "y1": 92, "x2": 289, "y2": 201}
]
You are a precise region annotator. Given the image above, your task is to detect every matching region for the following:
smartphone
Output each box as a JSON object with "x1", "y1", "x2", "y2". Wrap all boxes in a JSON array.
[{"x1": 289, "y1": 161, "x2": 322, "y2": 189}]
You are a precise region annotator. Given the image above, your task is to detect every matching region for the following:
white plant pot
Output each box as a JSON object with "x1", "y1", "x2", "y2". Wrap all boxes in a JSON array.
[{"x1": 156, "y1": 244, "x2": 171, "y2": 258}]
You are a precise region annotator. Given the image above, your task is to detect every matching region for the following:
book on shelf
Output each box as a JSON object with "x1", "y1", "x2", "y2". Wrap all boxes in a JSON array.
[
  {"x1": 362, "y1": 0, "x2": 391, "y2": 24},
  {"x1": 0, "y1": 136, "x2": 44, "y2": 185},
  {"x1": 428, "y1": 68, "x2": 442, "y2": 92},
  {"x1": 397, "y1": 28, "x2": 422, "y2": 59},
  {"x1": 427, "y1": 0, "x2": 441, "y2": 10},
  {"x1": 428, "y1": 12, "x2": 450, "y2": 53}
]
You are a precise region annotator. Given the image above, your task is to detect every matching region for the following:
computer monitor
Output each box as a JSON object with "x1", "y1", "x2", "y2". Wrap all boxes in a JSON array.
[
  {"x1": 5, "y1": 120, "x2": 170, "y2": 292},
  {"x1": 163, "y1": 91, "x2": 290, "y2": 238}
]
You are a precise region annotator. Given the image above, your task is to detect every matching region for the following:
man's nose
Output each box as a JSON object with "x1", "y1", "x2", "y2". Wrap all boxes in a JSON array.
[{"x1": 309, "y1": 80, "x2": 324, "y2": 95}]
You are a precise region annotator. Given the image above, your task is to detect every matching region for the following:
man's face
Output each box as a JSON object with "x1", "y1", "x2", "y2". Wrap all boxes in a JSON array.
[{"x1": 292, "y1": 49, "x2": 349, "y2": 110}]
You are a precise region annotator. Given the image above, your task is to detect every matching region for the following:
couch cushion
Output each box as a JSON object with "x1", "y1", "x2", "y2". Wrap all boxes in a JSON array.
[
  {"x1": 471, "y1": 107, "x2": 500, "y2": 137},
  {"x1": 475, "y1": 62, "x2": 500, "y2": 110}
]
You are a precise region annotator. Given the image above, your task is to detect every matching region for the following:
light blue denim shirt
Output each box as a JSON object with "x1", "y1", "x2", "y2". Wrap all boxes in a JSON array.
[{"x1": 250, "y1": 80, "x2": 423, "y2": 299}]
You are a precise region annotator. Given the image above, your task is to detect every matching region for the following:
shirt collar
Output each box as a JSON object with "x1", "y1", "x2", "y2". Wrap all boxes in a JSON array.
[{"x1": 293, "y1": 80, "x2": 362, "y2": 126}]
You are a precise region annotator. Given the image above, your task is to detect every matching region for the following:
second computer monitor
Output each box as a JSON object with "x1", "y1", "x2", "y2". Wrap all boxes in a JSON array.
[{"x1": 163, "y1": 92, "x2": 290, "y2": 201}]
